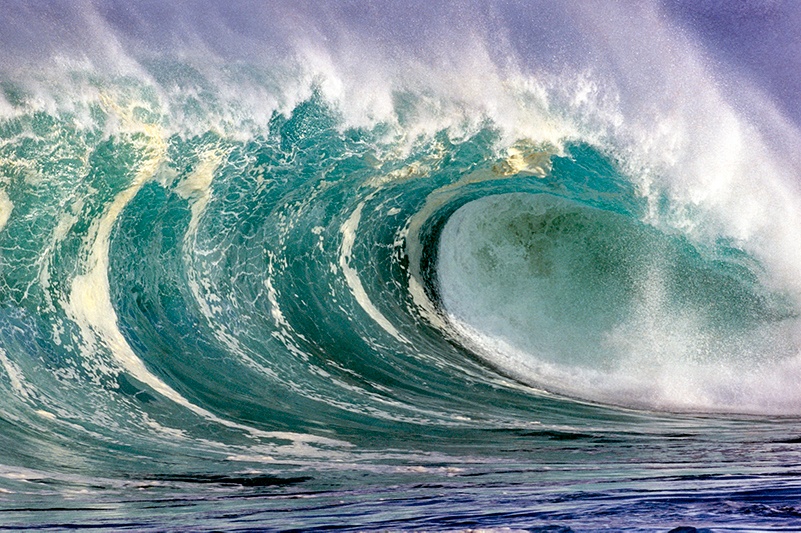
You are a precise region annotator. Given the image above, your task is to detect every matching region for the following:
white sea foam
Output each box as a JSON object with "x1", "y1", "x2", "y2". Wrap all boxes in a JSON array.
[
  {"x1": 339, "y1": 197, "x2": 406, "y2": 343},
  {"x1": 0, "y1": 348, "x2": 29, "y2": 400},
  {"x1": 0, "y1": 189, "x2": 11, "y2": 232}
]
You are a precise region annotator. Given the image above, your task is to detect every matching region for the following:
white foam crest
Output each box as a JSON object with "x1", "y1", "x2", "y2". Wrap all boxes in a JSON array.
[
  {"x1": 339, "y1": 197, "x2": 406, "y2": 343},
  {"x1": 1, "y1": 0, "x2": 797, "y2": 184},
  {"x1": 281, "y1": 17, "x2": 586, "y2": 153},
  {"x1": 175, "y1": 147, "x2": 233, "y2": 327},
  {"x1": 0, "y1": 96, "x2": 14, "y2": 118},
  {"x1": 0, "y1": 348, "x2": 30, "y2": 400},
  {"x1": 1, "y1": 4, "x2": 586, "y2": 150},
  {"x1": 174, "y1": 147, "x2": 224, "y2": 236},
  {"x1": 0, "y1": 189, "x2": 12, "y2": 232}
]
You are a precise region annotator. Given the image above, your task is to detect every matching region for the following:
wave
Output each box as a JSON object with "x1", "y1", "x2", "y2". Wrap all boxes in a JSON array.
[{"x1": 2, "y1": 1, "x2": 801, "y2": 530}]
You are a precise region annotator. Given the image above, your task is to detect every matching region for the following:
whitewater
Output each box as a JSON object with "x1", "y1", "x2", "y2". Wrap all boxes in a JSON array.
[{"x1": 1, "y1": 1, "x2": 801, "y2": 530}]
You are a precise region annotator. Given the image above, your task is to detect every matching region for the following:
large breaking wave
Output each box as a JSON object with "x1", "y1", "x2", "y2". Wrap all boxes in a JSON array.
[{"x1": 2, "y1": 1, "x2": 801, "y2": 530}]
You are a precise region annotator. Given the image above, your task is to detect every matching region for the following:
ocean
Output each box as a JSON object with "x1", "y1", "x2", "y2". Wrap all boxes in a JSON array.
[{"x1": 1, "y1": 1, "x2": 801, "y2": 531}]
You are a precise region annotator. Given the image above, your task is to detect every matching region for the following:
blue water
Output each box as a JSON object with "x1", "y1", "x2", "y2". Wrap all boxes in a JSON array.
[{"x1": 2, "y1": 2, "x2": 801, "y2": 531}]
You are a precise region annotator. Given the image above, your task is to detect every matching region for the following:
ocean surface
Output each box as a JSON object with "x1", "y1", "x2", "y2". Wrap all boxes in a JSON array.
[{"x1": 1, "y1": 1, "x2": 801, "y2": 531}]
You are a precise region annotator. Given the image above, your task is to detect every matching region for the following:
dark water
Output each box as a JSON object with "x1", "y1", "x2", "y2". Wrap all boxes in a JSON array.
[{"x1": 1, "y1": 1, "x2": 801, "y2": 531}]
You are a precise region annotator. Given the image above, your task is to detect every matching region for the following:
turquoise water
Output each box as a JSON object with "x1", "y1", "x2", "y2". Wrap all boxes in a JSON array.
[{"x1": 2, "y1": 2, "x2": 801, "y2": 531}]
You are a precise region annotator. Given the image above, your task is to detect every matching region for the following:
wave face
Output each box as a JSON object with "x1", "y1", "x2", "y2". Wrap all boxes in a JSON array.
[{"x1": 2, "y1": 1, "x2": 801, "y2": 530}]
